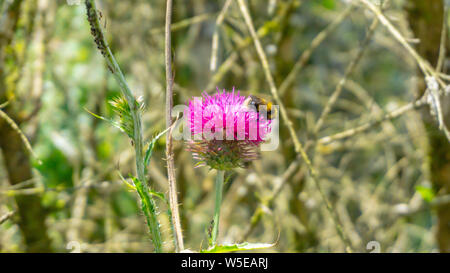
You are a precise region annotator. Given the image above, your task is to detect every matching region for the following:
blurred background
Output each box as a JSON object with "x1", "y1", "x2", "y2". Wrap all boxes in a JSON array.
[{"x1": 0, "y1": 0, "x2": 449, "y2": 253}]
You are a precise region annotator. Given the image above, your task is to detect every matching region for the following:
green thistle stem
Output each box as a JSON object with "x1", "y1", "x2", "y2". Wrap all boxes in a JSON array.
[
  {"x1": 211, "y1": 170, "x2": 225, "y2": 246},
  {"x1": 85, "y1": 0, "x2": 162, "y2": 252}
]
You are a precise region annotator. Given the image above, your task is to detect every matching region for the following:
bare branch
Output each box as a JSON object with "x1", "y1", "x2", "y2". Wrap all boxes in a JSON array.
[{"x1": 165, "y1": 0, "x2": 184, "y2": 253}]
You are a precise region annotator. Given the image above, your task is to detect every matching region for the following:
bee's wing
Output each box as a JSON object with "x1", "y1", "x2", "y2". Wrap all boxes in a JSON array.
[
  {"x1": 243, "y1": 96, "x2": 253, "y2": 107},
  {"x1": 247, "y1": 93, "x2": 273, "y2": 103}
]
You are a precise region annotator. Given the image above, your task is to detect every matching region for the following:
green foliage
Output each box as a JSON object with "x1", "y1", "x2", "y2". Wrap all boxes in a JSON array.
[
  {"x1": 201, "y1": 242, "x2": 275, "y2": 253},
  {"x1": 415, "y1": 186, "x2": 436, "y2": 203},
  {"x1": 112, "y1": 191, "x2": 139, "y2": 216},
  {"x1": 35, "y1": 146, "x2": 73, "y2": 189},
  {"x1": 317, "y1": 0, "x2": 336, "y2": 10}
]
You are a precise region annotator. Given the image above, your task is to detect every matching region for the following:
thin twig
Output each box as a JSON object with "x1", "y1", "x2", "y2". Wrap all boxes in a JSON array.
[
  {"x1": 236, "y1": 0, "x2": 354, "y2": 252},
  {"x1": 436, "y1": 5, "x2": 448, "y2": 73},
  {"x1": 0, "y1": 210, "x2": 15, "y2": 225},
  {"x1": 165, "y1": 0, "x2": 184, "y2": 253},
  {"x1": 394, "y1": 195, "x2": 450, "y2": 217},
  {"x1": 279, "y1": 3, "x2": 356, "y2": 96},
  {"x1": 240, "y1": 4, "x2": 363, "y2": 240},
  {"x1": 0, "y1": 101, "x2": 10, "y2": 108},
  {"x1": 0, "y1": 108, "x2": 41, "y2": 164},
  {"x1": 318, "y1": 97, "x2": 428, "y2": 145},
  {"x1": 206, "y1": 0, "x2": 296, "y2": 92},
  {"x1": 314, "y1": 7, "x2": 381, "y2": 134},
  {"x1": 210, "y1": 0, "x2": 233, "y2": 71},
  {"x1": 241, "y1": 157, "x2": 303, "y2": 241},
  {"x1": 359, "y1": 0, "x2": 446, "y2": 89},
  {"x1": 149, "y1": 13, "x2": 216, "y2": 35}
]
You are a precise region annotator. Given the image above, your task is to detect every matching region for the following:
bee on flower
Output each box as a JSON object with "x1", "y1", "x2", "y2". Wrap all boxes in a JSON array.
[{"x1": 184, "y1": 88, "x2": 273, "y2": 170}]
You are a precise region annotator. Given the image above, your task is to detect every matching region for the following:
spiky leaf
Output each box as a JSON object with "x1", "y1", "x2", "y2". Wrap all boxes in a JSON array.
[
  {"x1": 117, "y1": 171, "x2": 136, "y2": 191},
  {"x1": 84, "y1": 107, "x2": 125, "y2": 134},
  {"x1": 144, "y1": 126, "x2": 171, "y2": 167}
]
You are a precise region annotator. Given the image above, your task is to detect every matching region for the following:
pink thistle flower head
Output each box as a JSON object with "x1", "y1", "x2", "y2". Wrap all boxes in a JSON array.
[{"x1": 185, "y1": 88, "x2": 272, "y2": 170}]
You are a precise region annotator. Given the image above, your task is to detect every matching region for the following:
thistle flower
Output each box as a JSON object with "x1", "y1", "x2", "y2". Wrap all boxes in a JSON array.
[{"x1": 185, "y1": 88, "x2": 272, "y2": 170}]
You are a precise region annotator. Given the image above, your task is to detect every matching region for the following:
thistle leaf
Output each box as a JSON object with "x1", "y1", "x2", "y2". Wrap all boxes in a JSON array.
[
  {"x1": 130, "y1": 176, "x2": 167, "y2": 204},
  {"x1": 117, "y1": 171, "x2": 136, "y2": 191},
  {"x1": 84, "y1": 107, "x2": 125, "y2": 134},
  {"x1": 147, "y1": 188, "x2": 167, "y2": 203},
  {"x1": 144, "y1": 126, "x2": 171, "y2": 167}
]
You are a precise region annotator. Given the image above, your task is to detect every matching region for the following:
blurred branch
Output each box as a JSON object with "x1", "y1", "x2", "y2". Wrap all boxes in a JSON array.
[
  {"x1": 436, "y1": 5, "x2": 448, "y2": 73},
  {"x1": 359, "y1": 0, "x2": 447, "y2": 88},
  {"x1": 339, "y1": 76, "x2": 398, "y2": 135},
  {"x1": 313, "y1": 6, "x2": 382, "y2": 134},
  {"x1": 165, "y1": 0, "x2": 184, "y2": 253},
  {"x1": 0, "y1": 0, "x2": 23, "y2": 99},
  {"x1": 149, "y1": 12, "x2": 216, "y2": 35},
  {"x1": 0, "y1": 187, "x2": 44, "y2": 196},
  {"x1": 0, "y1": 0, "x2": 53, "y2": 252},
  {"x1": 0, "y1": 210, "x2": 15, "y2": 225},
  {"x1": 210, "y1": 0, "x2": 233, "y2": 71},
  {"x1": 236, "y1": 0, "x2": 354, "y2": 252},
  {"x1": 394, "y1": 195, "x2": 450, "y2": 217},
  {"x1": 206, "y1": 0, "x2": 296, "y2": 92},
  {"x1": 279, "y1": 3, "x2": 356, "y2": 97},
  {"x1": 0, "y1": 100, "x2": 9, "y2": 108},
  {"x1": 0, "y1": 108, "x2": 41, "y2": 164},
  {"x1": 318, "y1": 97, "x2": 428, "y2": 145},
  {"x1": 241, "y1": 158, "x2": 304, "y2": 241}
]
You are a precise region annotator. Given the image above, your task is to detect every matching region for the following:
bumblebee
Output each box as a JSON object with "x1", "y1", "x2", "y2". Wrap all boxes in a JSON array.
[{"x1": 243, "y1": 95, "x2": 276, "y2": 120}]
